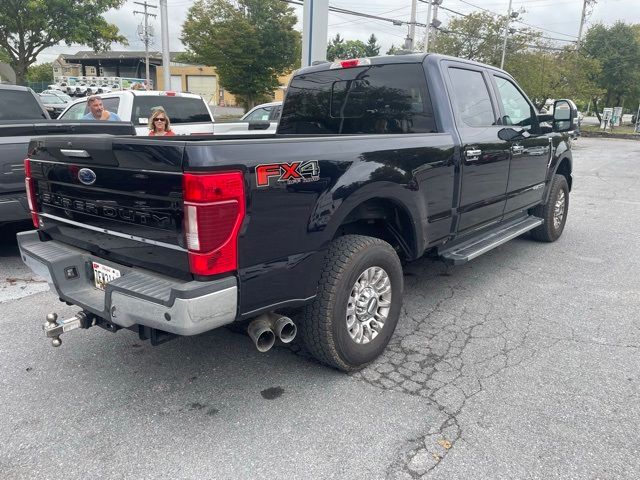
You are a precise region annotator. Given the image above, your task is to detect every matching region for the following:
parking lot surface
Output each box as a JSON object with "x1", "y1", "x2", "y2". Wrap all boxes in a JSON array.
[{"x1": 1, "y1": 137, "x2": 639, "y2": 479}]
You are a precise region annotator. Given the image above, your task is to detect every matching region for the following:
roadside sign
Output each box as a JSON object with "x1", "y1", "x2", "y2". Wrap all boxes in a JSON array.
[
  {"x1": 612, "y1": 107, "x2": 623, "y2": 127},
  {"x1": 601, "y1": 108, "x2": 613, "y2": 130}
]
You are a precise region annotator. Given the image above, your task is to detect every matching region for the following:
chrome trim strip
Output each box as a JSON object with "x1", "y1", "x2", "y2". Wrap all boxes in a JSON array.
[
  {"x1": 40, "y1": 213, "x2": 187, "y2": 252},
  {"x1": 27, "y1": 158, "x2": 183, "y2": 175},
  {"x1": 60, "y1": 149, "x2": 90, "y2": 158}
]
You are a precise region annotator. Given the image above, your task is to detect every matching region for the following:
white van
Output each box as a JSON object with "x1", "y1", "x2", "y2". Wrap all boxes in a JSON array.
[{"x1": 58, "y1": 90, "x2": 215, "y2": 135}]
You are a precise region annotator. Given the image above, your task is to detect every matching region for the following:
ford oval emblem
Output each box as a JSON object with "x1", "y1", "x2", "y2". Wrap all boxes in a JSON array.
[{"x1": 78, "y1": 168, "x2": 96, "y2": 185}]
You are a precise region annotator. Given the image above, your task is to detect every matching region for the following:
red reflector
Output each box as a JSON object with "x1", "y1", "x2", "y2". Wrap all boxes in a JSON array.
[
  {"x1": 24, "y1": 159, "x2": 39, "y2": 228},
  {"x1": 183, "y1": 172, "x2": 245, "y2": 276}
]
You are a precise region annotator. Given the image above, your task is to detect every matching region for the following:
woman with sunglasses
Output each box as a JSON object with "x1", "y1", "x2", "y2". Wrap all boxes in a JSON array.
[{"x1": 148, "y1": 109, "x2": 176, "y2": 136}]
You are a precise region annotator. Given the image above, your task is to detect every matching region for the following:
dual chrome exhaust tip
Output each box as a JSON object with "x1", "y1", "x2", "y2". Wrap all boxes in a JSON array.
[{"x1": 247, "y1": 313, "x2": 297, "y2": 352}]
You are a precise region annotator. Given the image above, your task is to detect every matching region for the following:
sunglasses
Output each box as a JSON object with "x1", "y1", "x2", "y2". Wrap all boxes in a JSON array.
[{"x1": 154, "y1": 118, "x2": 167, "y2": 122}]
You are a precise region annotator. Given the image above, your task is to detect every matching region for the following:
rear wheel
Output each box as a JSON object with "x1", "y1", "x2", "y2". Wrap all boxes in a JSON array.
[
  {"x1": 300, "y1": 235, "x2": 403, "y2": 371},
  {"x1": 531, "y1": 174, "x2": 569, "y2": 242}
]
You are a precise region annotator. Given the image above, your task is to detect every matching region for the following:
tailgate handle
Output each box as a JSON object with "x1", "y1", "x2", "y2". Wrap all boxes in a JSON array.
[{"x1": 60, "y1": 149, "x2": 91, "y2": 158}]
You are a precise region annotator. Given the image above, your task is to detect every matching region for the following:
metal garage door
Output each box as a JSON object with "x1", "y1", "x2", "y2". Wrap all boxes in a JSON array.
[
  {"x1": 186, "y1": 75, "x2": 217, "y2": 103},
  {"x1": 170, "y1": 75, "x2": 182, "y2": 92}
]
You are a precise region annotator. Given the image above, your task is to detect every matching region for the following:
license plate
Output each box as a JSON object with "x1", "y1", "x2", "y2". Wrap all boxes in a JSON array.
[{"x1": 92, "y1": 262, "x2": 121, "y2": 291}]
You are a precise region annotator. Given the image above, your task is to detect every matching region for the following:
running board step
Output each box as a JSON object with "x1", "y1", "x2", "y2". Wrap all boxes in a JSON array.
[{"x1": 440, "y1": 216, "x2": 543, "y2": 265}]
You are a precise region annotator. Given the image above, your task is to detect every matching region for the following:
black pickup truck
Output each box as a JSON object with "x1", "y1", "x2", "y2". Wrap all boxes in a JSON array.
[
  {"x1": 18, "y1": 53, "x2": 577, "y2": 371},
  {"x1": 0, "y1": 84, "x2": 135, "y2": 224}
]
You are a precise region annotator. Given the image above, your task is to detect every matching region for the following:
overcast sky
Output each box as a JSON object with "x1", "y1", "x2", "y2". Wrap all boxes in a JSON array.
[{"x1": 37, "y1": 0, "x2": 640, "y2": 63}]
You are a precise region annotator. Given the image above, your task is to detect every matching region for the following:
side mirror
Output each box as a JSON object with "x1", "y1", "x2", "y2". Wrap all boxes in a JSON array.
[
  {"x1": 553, "y1": 99, "x2": 578, "y2": 132},
  {"x1": 498, "y1": 127, "x2": 531, "y2": 141}
]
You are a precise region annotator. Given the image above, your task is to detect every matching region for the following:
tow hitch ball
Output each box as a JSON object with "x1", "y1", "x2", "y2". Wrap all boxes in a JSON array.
[{"x1": 43, "y1": 311, "x2": 94, "y2": 347}]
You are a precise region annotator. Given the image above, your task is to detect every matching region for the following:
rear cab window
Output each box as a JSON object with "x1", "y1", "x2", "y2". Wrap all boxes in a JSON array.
[
  {"x1": 279, "y1": 63, "x2": 437, "y2": 135},
  {"x1": 0, "y1": 90, "x2": 47, "y2": 120},
  {"x1": 447, "y1": 67, "x2": 497, "y2": 128},
  {"x1": 132, "y1": 96, "x2": 212, "y2": 124}
]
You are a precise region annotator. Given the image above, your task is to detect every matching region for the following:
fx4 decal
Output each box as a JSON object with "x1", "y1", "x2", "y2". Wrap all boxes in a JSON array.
[{"x1": 256, "y1": 161, "x2": 320, "y2": 187}]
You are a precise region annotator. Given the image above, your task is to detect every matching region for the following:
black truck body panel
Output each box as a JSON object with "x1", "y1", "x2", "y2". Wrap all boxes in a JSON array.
[{"x1": 23, "y1": 53, "x2": 574, "y2": 326}]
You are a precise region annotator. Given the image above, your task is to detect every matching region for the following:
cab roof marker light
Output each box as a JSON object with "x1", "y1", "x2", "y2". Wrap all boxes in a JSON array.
[{"x1": 329, "y1": 58, "x2": 372, "y2": 70}]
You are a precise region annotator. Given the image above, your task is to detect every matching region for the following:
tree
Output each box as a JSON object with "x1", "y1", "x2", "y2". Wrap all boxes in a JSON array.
[
  {"x1": 364, "y1": 34, "x2": 381, "y2": 57},
  {"x1": 435, "y1": 12, "x2": 541, "y2": 66},
  {"x1": 27, "y1": 63, "x2": 54, "y2": 83},
  {"x1": 326, "y1": 34, "x2": 381, "y2": 61},
  {"x1": 0, "y1": 0, "x2": 127, "y2": 84},
  {"x1": 506, "y1": 48, "x2": 603, "y2": 109},
  {"x1": 582, "y1": 22, "x2": 640, "y2": 108},
  {"x1": 182, "y1": 0, "x2": 300, "y2": 110}
]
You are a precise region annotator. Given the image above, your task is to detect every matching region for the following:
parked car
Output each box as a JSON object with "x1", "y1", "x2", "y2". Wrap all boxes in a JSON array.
[
  {"x1": 57, "y1": 90, "x2": 215, "y2": 135},
  {"x1": 41, "y1": 90, "x2": 73, "y2": 103},
  {"x1": 18, "y1": 53, "x2": 577, "y2": 371},
  {"x1": 213, "y1": 101, "x2": 282, "y2": 135},
  {"x1": 241, "y1": 101, "x2": 282, "y2": 121},
  {"x1": 38, "y1": 93, "x2": 68, "y2": 118}
]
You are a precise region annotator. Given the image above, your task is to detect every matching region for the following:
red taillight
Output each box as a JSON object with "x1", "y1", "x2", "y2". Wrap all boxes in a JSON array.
[
  {"x1": 183, "y1": 172, "x2": 245, "y2": 276},
  {"x1": 24, "y1": 159, "x2": 39, "y2": 228}
]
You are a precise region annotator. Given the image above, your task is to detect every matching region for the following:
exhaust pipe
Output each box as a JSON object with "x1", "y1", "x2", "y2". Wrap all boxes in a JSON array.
[
  {"x1": 268, "y1": 313, "x2": 297, "y2": 344},
  {"x1": 247, "y1": 316, "x2": 276, "y2": 353},
  {"x1": 247, "y1": 313, "x2": 297, "y2": 352}
]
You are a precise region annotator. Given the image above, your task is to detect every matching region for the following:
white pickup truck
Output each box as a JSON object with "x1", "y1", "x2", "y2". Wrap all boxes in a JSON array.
[
  {"x1": 212, "y1": 101, "x2": 281, "y2": 135},
  {"x1": 58, "y1": 90, "x2": 215, "y2": 135}
]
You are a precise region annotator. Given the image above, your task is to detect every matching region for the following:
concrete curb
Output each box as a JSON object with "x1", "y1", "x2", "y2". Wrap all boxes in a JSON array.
[{"x1": 580, "y1": 131, "x2": 640, "y2": 140}]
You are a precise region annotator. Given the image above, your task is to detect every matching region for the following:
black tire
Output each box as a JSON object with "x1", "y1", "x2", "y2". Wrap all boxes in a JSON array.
[
  {"x1": 300, "y1": 235, "x2": 403, "y2": 372},
  {"x1": 531, "y1": 174, "x2": 569, "y2": 242}
]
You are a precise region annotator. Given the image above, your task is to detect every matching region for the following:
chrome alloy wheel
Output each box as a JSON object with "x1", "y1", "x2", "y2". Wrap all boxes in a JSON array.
[
  {"x1": 346, "y1": 266, "x2": 392, "y2": 344},
  {"x1": 553, "y1": 189, "x2": 566, "y2": 230}
]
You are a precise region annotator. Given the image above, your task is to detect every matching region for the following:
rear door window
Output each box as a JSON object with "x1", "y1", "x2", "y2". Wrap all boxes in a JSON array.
[
  {"x1": 245, "y1": 107, "x2": 271, "y2": 121},
  {"x1": 132, "y1": 96, "x2": 211, "y2": 124},
  {"x1": 279, "y1": 63, "x2": 437, "y2": 135},
  {"x1": 0, "y1": 90, "x2": 47, "y2": 120},
  {"x1": 447, "y1": 68, "x2": 497, "y2": 127}
]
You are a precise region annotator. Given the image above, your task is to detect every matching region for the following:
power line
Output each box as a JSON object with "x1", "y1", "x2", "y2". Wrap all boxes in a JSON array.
[{"x1": 280, "y1": 0, "x2": 427, "y2": 27}]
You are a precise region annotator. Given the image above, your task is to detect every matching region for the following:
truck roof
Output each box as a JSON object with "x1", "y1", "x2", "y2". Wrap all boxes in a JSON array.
[
  {"x1": 295, "y1": 53, "x2": 510, "y2": 77},
  {"x1": 0, "y1": 84, "x2": 32, "y2": 92}
]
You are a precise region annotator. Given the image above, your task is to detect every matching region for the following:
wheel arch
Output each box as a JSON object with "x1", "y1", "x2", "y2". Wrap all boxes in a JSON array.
[{"x1": 327, "y1": 191, "x2": 424, "y2": 261}]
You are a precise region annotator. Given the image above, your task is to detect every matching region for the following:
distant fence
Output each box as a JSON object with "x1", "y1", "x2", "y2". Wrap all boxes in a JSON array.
[{"x1": 20, "y1": 81, "x2": 50, "y2": 92}]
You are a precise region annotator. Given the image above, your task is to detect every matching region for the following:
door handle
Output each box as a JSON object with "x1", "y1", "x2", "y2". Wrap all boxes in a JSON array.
[
  {"x1": 511, "y1": 145, "x2": 525, "y2": 155},
  {"x1": 465, "y1": 149, "x2": 482, "y2": 161}
]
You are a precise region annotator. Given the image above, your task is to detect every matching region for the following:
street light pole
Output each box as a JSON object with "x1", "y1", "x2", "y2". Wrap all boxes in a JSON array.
[
  {"x1": 500, "y1": 0, "x2": 513, "y2": 70},
  {"x1": 159, "y1": 0, "x2": 171, "y2": 90},
  {"x1": 409, "y1": 0, "x2": 417, "y2": 50}
]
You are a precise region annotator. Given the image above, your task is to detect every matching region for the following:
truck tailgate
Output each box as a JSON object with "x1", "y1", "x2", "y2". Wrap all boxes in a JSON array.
[{"x1": 28, "y1": 136, "x2": 192, "y2": 279}]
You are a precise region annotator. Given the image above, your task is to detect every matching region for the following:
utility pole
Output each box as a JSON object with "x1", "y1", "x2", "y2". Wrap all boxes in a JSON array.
[
  {"x1": 577, "y1": 0, "x2": 597, "y2": 49},
  {"x1": 409, "y1": 0, "x2": 417, "y2": 50},
  {"x1": 431, "y1": 0, "x2": 440, "y2": 51},
  {"x1": 500, "y1": 0, "x2": 513, "y2": 70},
  {"x1": 423, "y1": 0, "x2": 433, "y2": 53},
  {"x1": 134, "y1": 1, "x2": 157, "y2": 89},
  {"x1": 159, "y1": 0, "x2": 171, "y2": 90}
]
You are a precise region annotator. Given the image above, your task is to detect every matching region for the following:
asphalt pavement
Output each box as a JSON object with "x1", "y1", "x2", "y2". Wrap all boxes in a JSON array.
[{"x1": 1, "y1": 137, "x2": 639, "y2": 479}]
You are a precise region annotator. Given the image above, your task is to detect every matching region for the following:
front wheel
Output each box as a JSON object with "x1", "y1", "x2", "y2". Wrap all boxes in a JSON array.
[
  {"x1": 300, "y1": 235, "x2": 403, "y2": 371},
  {"x1": 531, "y1": 174, "x2": 569, "y2": 242}
]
